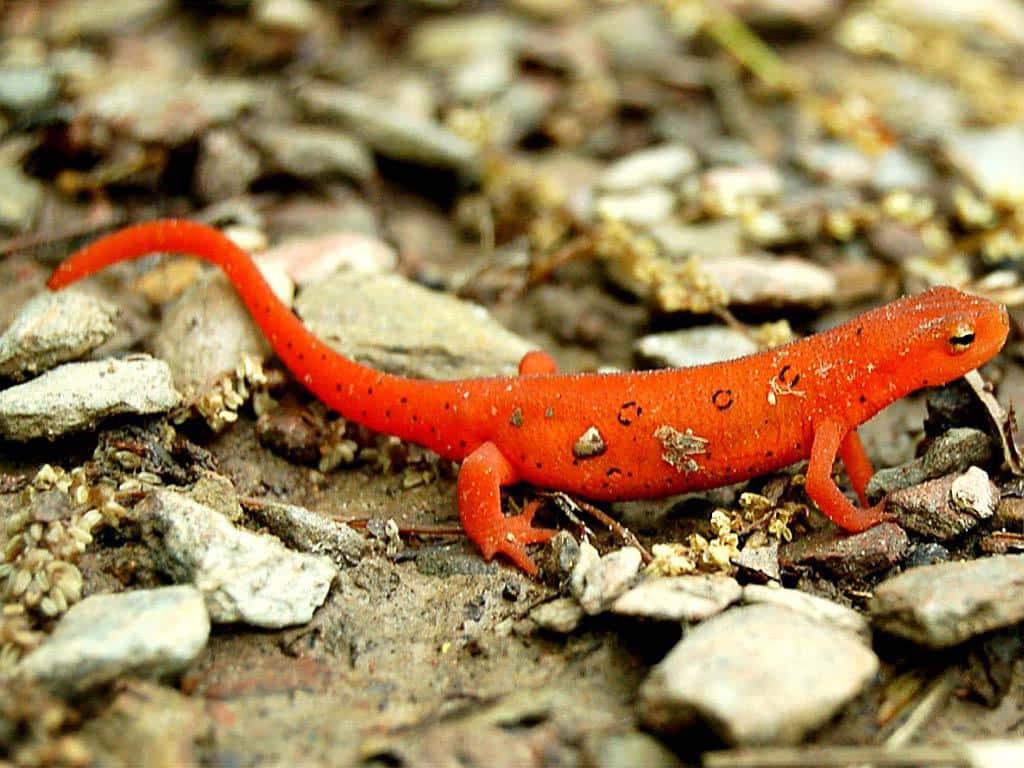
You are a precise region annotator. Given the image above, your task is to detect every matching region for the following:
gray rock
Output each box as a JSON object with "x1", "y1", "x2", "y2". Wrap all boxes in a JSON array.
[
  {"x1": 407, "y1": 13, "x2": 525, "y2": 66},
  {"x1": 530, "y1": 597, "x2": 585, "y2": 633},
  {"x1": 635, "y1": 326, "x2": 758, "y2": 369},
  {"x1": 0, "y1": 65, "x2": 57, "y2": 110},
  {"x1": 944, "y1": 126, "x2": 1024, "y2": 206},
  {"x1": 889, "y1": 468, "x2": 997, "y2": 541},
  {"x1": 81, "y1": 76, "x2": 271, "y2": 145},
  {"x1": 588, "y1": 3, "x2": 679, "y2": 75},
  {"x1": 870, "y1": 555, "x2": 1024, "y2": 648},
  {"x1": 867, "y1": 428, "x2": 993, "y2": 500},
  {"x1": 796, "y1": 141, "x2": 874, "y2": 186},
  {"x1": 246, "y1": 123, "x2": 374, "y2": 183},
  {"x1": 595, "y1": 187, "x2": 676, "y2": 226},
  {"x1": 639, "y1": 604, "x2": 878, "y2": 744},
  {"x1": 16, "y1": 586, "x2": 209, "y2": 696},
  {"x1": 705, "y1": 254, "x2": 836, "y2": 307},
  {"x1": 299, "y1": 82, "x2": 479, "y2": 174},
  {"x1": 572, "y1": 546, "x2": 642, "y2": 615},
  {"x1": 611, "y1": 574, "x2": 742, "y2": 622},
  {"x1": 600, "y1": 144, "x2": 698, "y2": 192},
  {"x1": 701, "y1": 164, "x2": 783, "y2": 217},
  {"x1": 251, "y1": 0, "x2": 318, "y2": 32},
  {"x1": 649, "y1": 219, "x2": 743, "y2": 261},
  {"x1": 258, "y1": 231, "x2": 396, "y2": 286},
  {"x1": 743, "y1": 584, "x2": 870, "y2": 642},
  {"x1": 195, "y1": 128, "x2": 262, "y2": 203},
  {"x1": 0, "y1": 165, "x2": 43, "y2": 231},
  {"x1": 450, "y1": 52, "x2": 514, "y2": 102},
  {"x1": 295, "y1": 271, "x2": 534, "y2": 379},
  {"x1": 0, "y1": 290, "x2": 117, "y2": 381},
  {"x1": 244, "y1": 499, "x2": 367, "y2": 567},
  {"x1": 138, "y1": 489, "x2": 337, "y2": 628},
  {"x1": 872, "y1": 147, "x2": 932, "y2": 191},
  {"x1": 592, "y1": 732, "x2": 682, "y2": 768},
  {"x1": 0, "y1": 356, "x2": 180, "y2": 440}
]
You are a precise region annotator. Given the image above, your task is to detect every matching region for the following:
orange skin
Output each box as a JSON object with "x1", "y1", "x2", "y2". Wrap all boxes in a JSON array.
[{"x1": 48, "y1": 220, "x2": 1010, "y2": 574}]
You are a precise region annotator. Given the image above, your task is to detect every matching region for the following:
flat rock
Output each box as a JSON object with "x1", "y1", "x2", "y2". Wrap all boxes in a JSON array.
[
  {"x1": 634, "y1": 326, "x2": 758, "y2": 369},
  {"x1": 295, "y1": 271, "x2": 534, "y2": 379},
  {"x1": 780, "y1": 522, "x2": 909, "y2": 580},
  {"x1": 244, "y1": 499, "x2": 367, "y2": 567},
  {"x1": 743, "y1": 584, "x2": 870, "y2": 642},
  {"x1": 611, "y1": 574, "x2": 742, "y2": 622},
  {"x1": 571, "y1": 546, "x2": 642, "y2": 615},
  {"x1": 299, "y1": 81, "x2": 479, "y2": 175},
  {"x1": 867, "y1": 428, "x2": 993, "y2": 500},
  {"x1": 0, "y1": 356, "x2": 180, "y2": 441},
  {"x1": 138, "y1": 489, "x2": 337, "y2": 628},
  {"x1": 0, "y1": 290, "x2": 117, "y2": 381},
  {"x1": 705, "y1": 254, "x2": 837, "y2": 307},
  {"x1": 257, "y1": 231, "x2": 397, "y2": 287},
  {"x1": 639, "y1": 604, "x2": 878, "y2": 744},
  {"x1": 944, "y1": 126, "x2": 1024, "y2": 205},
  {"x1": 890, "y1": 469, "x2": 997, "y2": 541},
  {"x1": 246, "y1": 123, "x2": 375, "y2": 183},
  {"x1": 599, "y1": 144, "x2": 698, "y2": 191},
  {"x1": 16, "y1": 585, "x2": 209, "y2": 696},
  {"x1": 530, "y1": 597, "x2": 586, "y2": 633},
  {"x1": 870, "y1": 555, "x2": 1024, "y2": 648},
  {"x1": 0, "y1": 165, "x2": 44, "y2": 231},
  {"x1": 595, "y1": 187, "x2": 676, "y2": 226},
  {"x1": 195, "y1": 128, "x2": 262, "y2": 202}
]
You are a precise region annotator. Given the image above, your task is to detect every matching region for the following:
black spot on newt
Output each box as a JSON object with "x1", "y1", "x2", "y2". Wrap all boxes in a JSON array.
[
  {"x1": 617, "y1": 401, "x2": 642, "y2": 426},
  {"x1": 712, "y1": 389, "x2": 733, "y2": 410}
]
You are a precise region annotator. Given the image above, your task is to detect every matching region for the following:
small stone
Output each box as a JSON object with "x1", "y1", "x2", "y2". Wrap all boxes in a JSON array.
[
  {"x1": 16, "y1": 586, "x2": 209, "y2": 696},
  {"x1": 450, "y1": 52, "x2": 514, "y2": 102},
  {"x1": 867, "y1": 428, "x2": 993, "y2": 500},
  {"x1": 299, "y1": 82, "x2": 479, "y2": 175},
  {"x1": 634, "y1": 326, "x2": 758, "y2": 369},
  {"x1": 639, "y1": 604, "x2": 878, "y2": 744},
  {"x1": 246, "y1": 123, "x2": 374, "y2": 183},
  {"x1": 595, "y1": 187, "x2": 676, "y2": 226},
  {"x1": 904, "y1": 542, "x2": 951, "y2": 568},
  {"x1": 732, "y1": 542, "x2": 781, "y2": 583},
  {"x1": 588, "y1": 3, "x2": 679, "y2": 75},
  {"x1": 796, "y1": 141, "x2": 874, "y2": 186},
  {"x1": 251, "y1": 0, "x2": 318, "y2": 32},
  {"x1": 244, "y1": 500, "x2": 367, "y2": 567},
  {"x1": 779, "y1": 523, "x2": 909, "y2": 580},
  {"x1": 870, "y1": 555, "x2": 1024, "y2": 648},
  {"x1": 888, "y1": 469, "x2": 997, "y2": 541},
  {"x1": 872, "y1": 147, "x2": 932, "y2": 191},
  {"x1": 0, "y1": 290, "x2": 117, "y2": 381},
  {"x1": 742, "y1": 584, "x2": 870, "y2": 642},
  {"x1": 407, "y1": 13, "x2": 525, "y2": 66},
  {"x1": 0, "y1": 356, "x2": 180, "y2": 440},
  {"x1": 701, "y1": 164, "x2": 783, "y2": 217},
  {"x1": 295, "y1": 271, "x2": 534, "y2": 379},
  {"x1": 138, "y1": 489, "x2": 337, "y2": 628},
  {"x1": 590, "y1": 732, "x2": 682, "y2": 768},
  {"x1": 944, "y1": 126, "x2": 1024, "y2": 206},
  {"x1": 649, "y1": 219, "x2": 743, "y2": 261},
  {"x1": 704, "y1": 254, "x2": 837, "y2": 307},
  {"x1": 195, "y1": 129, "x2": 262, "y2": 203},
  {"x1": 0, "y1": 65, "x2": 57, "y2": 111},
  {"x1": 257, "y1": 231, "x2": 397, "y2": 286},
  {"x1": 572, "y1": 546, "x2": 642, "y2": 615},
  {"x1": 0, "y1": 165, "x2": 43, "y2": 231},
  {"x1": 599, "y1": 144, "x2": 699, "y2": 192},
  {"x1": 530, "y1": 597, "x2": 585, "y2": 633},
  {"x1": 611, "y1": 574, "x2": 741, "y2": 622}
]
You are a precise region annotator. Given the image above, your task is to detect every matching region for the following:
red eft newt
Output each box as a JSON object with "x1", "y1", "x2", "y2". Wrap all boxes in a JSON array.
[{"x1": 47, "y1": 220, "x2": 1010, "y2": 574}]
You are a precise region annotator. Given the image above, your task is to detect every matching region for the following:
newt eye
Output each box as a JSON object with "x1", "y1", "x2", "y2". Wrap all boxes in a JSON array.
[{"x1": 947, "y1": 323, "x2": 976, "y2": 354}]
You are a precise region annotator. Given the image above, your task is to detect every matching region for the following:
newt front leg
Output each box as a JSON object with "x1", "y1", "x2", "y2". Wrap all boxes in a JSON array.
[{"x1": 806, "y1": 419, "x2": 892, "y2": 531}]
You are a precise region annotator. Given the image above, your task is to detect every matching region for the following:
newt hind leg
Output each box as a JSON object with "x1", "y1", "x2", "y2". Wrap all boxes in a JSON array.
[{"x1": 457, "y1": 441, "x2": 557, "y2": 574}]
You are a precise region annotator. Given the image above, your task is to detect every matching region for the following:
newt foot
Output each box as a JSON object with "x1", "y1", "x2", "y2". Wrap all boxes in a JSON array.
[{"x1": 484, "y1": 501, "x2": 557, "y2": 575}]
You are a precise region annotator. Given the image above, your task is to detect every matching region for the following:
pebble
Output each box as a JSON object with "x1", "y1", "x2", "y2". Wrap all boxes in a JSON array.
[
  {"x1": 0, "y1": 64, "x2": 57, "y2": 110},
  {"x1": 872, "y1": 147, "x2": 932, "y2": 191},
  {"x1": 245, "y1": 123, "x2": 375, "y2": 183},
  {"x1": 257, "y1": 231, "x2": 397, "y2": 286},
  {"x1": 634, "y1": 326, "x2": 758, "y2": 369},
  {"x1": 742, "y1": 583, "x2": 870, "y2": 642},
  {"x1": 796, "y1": 141, "x2": 874, "y2": 186},
  {"x1": 944, "y1": 126, "x2": 1024, "y2": 206},
  {"x1": 587, "y1": 3, "x2": 680, "y2": 75},
  {"x1": 138, "y1": 489, "x2": 337, "y2": 628},
  {"x1": 571, "y1": 546, "x2": 642, "y2": 615},
  {"x1": 595, "y1": 186, "x2": 676, "y2": 226},
  {"x1": 407, "y1": 12, "x2": 525, "y2": 66},
  {"x1": 195, "y1": 129, "x2": 262, "y2": 203},
  {"x1": 16, "y1": 586, "x2": 209, "y2": 696},
  {"x1": 251, "y1": 0, "x2": 318, "y2": 33},
  {"x1": 649, "y1": 219, "x2": 744, "y2": 261},
  {"x1": 639, "y1": 604, "x2": 878, "y2": 745},
  {"x1": 0, "y1": 164, "x2": 44, "y2": 231},
  {"x1": 732, "y1": 542, "x2": 781, "y2": 582},
  {"x1": 0, "y1": 290, "x2": 117, "y2": 381},
  {"x1": 0, "y1": 356, "x2": 180, "y2": 441},
  {"x1": 295, "y1": 271, "x2": 534, "y2": 379},
  {"x1": 449, "y1": 51, "x2": 515, "y2": 102},
  {"x1": 530, "y1": 597, "x2": 586, "y2": 634},
  {"x1": 599, "y1": 144, "x2": 698, "y2": 192},
  {"x1": 704, "y1": 254, "x2": 836, "y2": 307},
  {"x1": 611, "y1": 574, "x2": 741, "y2": 622},
  {"x1": 591, "y1": 732, "x2": 682, "y2": 768},
  {"x1": 81, "y1": 76, "x2": 271, "y2": 145},
  {"x1": 866, "y1": 428, "x2": 992, "y2": 500},
  {"x1": 299, "y1": 81, "x2": 479, "y2": 175},
  {"x1": 46, "y1": 0, "x2": 171, "y2": 41},
  {"x1": 244, "y1": 499, "x2": 367, "y2": 567},
  {"x1": 779, "y1": 522, "x2": 909, "y2": 580},
  {"x1": 701, "y1": 164, "x2": 783, "y2": 217},
  {"x1": 888, "y1": 467, "x2": 997, "y2": 541},
  {"x1": 870, "y1": 555, "x2": 1024, "y2": 648}
]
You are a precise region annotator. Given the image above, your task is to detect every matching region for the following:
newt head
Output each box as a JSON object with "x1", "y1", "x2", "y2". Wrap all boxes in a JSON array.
[{"x1": 874, "y1": 285, "x2": 1009, "y2": 390}]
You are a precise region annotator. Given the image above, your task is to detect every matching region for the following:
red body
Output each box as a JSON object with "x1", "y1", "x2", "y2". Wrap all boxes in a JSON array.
[{"x1": 48, "y1": 220, "x2": 1010, "y2": 573}]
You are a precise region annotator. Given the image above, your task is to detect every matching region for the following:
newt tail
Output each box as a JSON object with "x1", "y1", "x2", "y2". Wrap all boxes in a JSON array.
[{"x1": 48, "y1": 220, "x2": 1010, "y2": 574}]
